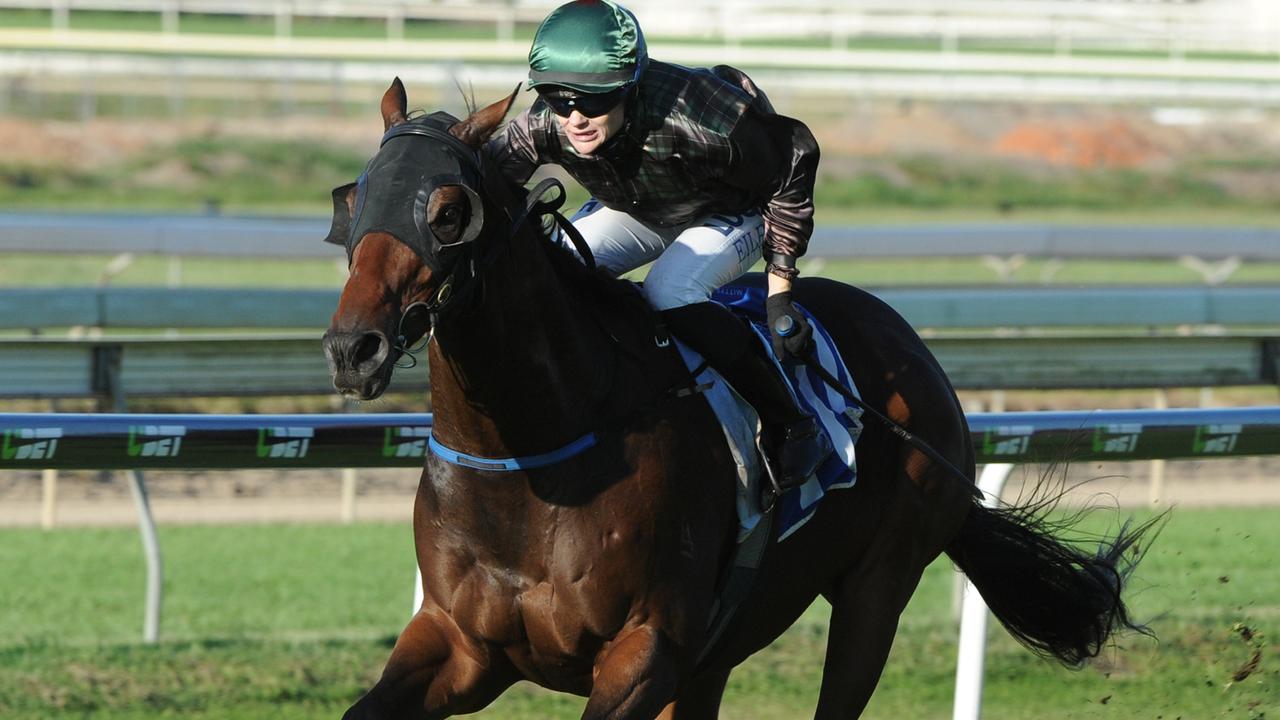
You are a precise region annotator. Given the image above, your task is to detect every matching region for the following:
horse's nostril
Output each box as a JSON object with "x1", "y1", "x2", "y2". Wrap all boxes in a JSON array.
[{"x1": 353, "y1": 332, "x2": 389, "y2": 372}]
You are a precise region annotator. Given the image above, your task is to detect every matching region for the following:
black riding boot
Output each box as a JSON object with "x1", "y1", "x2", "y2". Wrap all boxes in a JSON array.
[{"x1": 663, "y1": 302, "x2": 832, "y2": 490}]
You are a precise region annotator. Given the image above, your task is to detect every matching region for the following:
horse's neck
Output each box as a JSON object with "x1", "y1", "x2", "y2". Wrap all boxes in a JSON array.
[{"x1": 428, "y1": 228, "x2": 613, "y2": 458}]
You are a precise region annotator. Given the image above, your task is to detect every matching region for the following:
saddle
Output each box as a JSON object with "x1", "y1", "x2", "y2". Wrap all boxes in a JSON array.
[{"x1": 668, "y1": 280, "x2": 865, "y2": 670}]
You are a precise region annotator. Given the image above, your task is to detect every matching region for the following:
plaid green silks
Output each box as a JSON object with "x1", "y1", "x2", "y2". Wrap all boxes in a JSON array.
[{"x1": 487, "y1": 61, "x2": 819, "y2": 277}]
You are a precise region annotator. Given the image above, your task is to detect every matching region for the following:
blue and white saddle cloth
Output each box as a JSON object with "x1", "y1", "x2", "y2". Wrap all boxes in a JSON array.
[{"x1": 675, "y1": 284, "x2": 864, "y2": 543}]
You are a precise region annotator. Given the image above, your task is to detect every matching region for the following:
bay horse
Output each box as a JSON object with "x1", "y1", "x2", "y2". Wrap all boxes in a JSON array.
[{"x1": 322, "y1": 79, "x2": 1157, "y2": 719}]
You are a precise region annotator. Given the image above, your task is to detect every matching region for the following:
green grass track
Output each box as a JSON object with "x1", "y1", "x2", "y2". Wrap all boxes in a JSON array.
[{"x1": 1, "y1": 507, "x2": 1276, "y2": 718}]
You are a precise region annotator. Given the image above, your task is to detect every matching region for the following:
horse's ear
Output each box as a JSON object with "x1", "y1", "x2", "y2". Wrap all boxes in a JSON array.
[
  {"x1": 450, "y1": 85, "x2": 521, "y2": 149},
  {"x1": 324, "y1": 182, "x2": 358, "y2": 247},
  {"x1": 381, "y1": 77, "x2": 408, "y2": 131}
]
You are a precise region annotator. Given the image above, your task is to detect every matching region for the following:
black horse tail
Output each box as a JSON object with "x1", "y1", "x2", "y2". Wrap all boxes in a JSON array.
[{"x1": 945, "y1": 486, "x2": 1167, "y2": 667}]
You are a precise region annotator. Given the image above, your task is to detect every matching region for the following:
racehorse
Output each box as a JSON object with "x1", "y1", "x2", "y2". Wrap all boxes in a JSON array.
[{"x1": 322, "y1": 79, "x2": 1158, "y2": 719}]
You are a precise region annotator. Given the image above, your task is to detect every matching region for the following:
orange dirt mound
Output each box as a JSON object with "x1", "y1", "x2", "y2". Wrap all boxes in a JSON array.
[{"x1": 994, "y1": 118, "x2": 1166, "y2": 169}]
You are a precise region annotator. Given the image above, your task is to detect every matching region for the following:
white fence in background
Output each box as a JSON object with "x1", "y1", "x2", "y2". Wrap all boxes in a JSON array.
[
  {"x1": 3, "y1": 2, "x2": 1280, "y2": 109},
  {"x1": 0, "y1": 1, "x2": 1276, "y2": 55},
  {"x1": 8, "y1": 49, "x2": 1280, "y2": 110}
]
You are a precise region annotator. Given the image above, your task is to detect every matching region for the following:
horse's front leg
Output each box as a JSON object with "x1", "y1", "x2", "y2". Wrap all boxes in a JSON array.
[
  {"x1": 582, "y1": 624, "x2": 682, "y2": 720},
  {"x1": 344, "y1": 605, "x2": 514, "y2": 720}
]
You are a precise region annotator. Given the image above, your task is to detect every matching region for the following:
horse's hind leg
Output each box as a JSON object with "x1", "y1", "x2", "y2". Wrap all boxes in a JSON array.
[
  {"x1": 813, "y1": 548, "x2": 927, "y2": 718},
  {"x1": 656, "y1": 668, "x2": 731, "y2": 720},
  {"x1": 814, "y1": 452, "x2": 972, "y2": 718}
]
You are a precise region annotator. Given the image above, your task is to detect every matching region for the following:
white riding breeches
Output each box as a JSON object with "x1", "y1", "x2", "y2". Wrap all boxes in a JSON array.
[{"x1": 563, "y1": 199, "x2": 766, "y2": 311}]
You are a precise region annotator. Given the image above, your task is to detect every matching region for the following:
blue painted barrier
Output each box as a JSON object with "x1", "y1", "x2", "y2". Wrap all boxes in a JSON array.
[{"x1": 3, "y1": 407, "x2": 1278, "y2": 469}]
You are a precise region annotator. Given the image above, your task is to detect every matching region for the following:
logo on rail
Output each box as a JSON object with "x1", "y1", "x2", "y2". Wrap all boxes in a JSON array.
[
  {"x1": 982, "y1": 425, "x2": 1034, "y2": 457},
  {"x1": 1, "y1": 427, "x2": 63, "y2": 461},
  {"x1": 383, "y1": 426, "x2": 430, "y2": 458},
  {"x1": 127, "y1": 425, "x2": 187, "y2": 458},
  {"x1": 256, "y1": 426, "x2": 314, "y2": 459},
  {"x1": 1092, "y1": 424, "x2": 1143, "y2": 454},
  {"x1": 1193, "y1": 424, "x2": 1242, "y2": 454}
]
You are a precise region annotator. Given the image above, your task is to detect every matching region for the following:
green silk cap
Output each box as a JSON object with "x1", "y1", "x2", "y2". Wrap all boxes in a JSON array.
[{"x1": 527, "y1": 0, "x2": 648, "y2": 94}]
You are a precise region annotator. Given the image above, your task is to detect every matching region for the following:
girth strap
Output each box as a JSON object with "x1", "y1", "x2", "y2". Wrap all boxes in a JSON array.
[{"x1": 695, "y1": 506, "x2": 775, "y2": 670}]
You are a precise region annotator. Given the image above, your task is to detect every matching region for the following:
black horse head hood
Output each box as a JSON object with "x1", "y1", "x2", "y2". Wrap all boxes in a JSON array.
[{"x1": 326, "y1": 112, "x2": 486, "y2": 271}]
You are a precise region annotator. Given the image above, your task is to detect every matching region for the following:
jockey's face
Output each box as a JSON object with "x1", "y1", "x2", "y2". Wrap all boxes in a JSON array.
[{"x1": 549, "y1": 93, "x2": 627, "y2": 156}]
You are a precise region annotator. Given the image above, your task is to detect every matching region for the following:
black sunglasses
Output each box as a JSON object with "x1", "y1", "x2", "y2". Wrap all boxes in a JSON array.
[{"x1": 539, "y1": 87, "x2": 629, "y2": 118}]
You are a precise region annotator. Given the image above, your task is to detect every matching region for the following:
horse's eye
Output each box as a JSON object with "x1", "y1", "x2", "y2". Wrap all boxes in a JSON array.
[{"x1": 428, "y1": 189, "x2": 470, "y2": 245}]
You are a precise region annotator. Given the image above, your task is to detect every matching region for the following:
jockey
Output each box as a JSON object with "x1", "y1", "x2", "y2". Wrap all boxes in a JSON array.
[{"x1": 486, "y1": 0, "x2": 831, "y2": 490}]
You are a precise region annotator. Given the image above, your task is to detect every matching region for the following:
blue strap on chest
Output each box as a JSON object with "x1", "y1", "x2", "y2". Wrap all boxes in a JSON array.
[{"x1": 428, "y1": 431, "x2": 598, "y2": 472}]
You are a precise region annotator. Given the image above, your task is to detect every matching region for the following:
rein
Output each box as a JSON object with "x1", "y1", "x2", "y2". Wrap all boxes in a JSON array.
[
  {"x1": 798, "y1": 351, "x2": 978, "y2": 494},
  {"x1": 509, "y1": 177, "x2": 599, "y2": 273}
]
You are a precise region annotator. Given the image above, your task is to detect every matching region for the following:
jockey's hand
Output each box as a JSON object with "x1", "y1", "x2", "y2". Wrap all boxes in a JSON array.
[{"x1": 766, "y1": 292, "x2": 814, "y2": 361}]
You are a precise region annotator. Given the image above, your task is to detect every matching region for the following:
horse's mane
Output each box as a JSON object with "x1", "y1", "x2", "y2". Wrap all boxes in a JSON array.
[
  {"x1": 535, "y1": 218, "x2": 653, "y2": 317},
  {"x1": 479, "y1": 151, "x2": 657, "y2": 329}
]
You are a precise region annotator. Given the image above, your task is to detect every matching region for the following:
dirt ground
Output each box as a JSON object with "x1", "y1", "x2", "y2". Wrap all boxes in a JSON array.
[
  {"x1": 1, "y1": 455, "x2": 1276, "y2": 528},
  {"x1": 4, "y1": 98, "x2": 1280, "y2": 198}
]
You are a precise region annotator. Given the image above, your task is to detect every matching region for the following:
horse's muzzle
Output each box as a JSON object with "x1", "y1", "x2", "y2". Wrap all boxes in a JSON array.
[{"x1": 323, "y1": 329, "x2": 392, "y2": 399}]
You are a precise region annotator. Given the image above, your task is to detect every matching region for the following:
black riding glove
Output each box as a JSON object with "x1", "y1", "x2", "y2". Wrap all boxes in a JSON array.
[{"x1": 765, "y1": 292, "x2": 814, "y2": 361}]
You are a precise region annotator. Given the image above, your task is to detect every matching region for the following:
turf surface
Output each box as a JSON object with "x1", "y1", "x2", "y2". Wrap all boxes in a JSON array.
[{"x1": 0, "y1": 507, "x2": 1275, "y2": 718}]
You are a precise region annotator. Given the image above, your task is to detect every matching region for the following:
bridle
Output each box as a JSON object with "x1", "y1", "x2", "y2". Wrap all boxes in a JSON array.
[
  {"x1": 389, "y1": 174, "x2": 601, "y2": 369},
  {"x1": 325, "y1": 110, "x2": 599, "y2": 369}
]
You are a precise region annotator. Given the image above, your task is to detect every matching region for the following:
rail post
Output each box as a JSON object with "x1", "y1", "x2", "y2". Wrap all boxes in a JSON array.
[
  {"x1": 40, "y1": 468, "x2": 57, "y2": 529},
  {"x1": 127, "y1": 469, "x2": 163, "y2": 644},
  {"x1": 108, "y1": 358, "x2": 164, "y2": 645},
  {"x1": 952, "y1": 463, "x2": 1015, "y2": 720}
]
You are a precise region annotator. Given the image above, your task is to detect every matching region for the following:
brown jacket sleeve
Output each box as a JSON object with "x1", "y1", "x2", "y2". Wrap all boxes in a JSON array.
[
  {"x1": 721, "y1": 108, "x2": 819, "y2": 280},
  {"x1": 483, "y1": 108, "x2": 544, "y2": 187}
]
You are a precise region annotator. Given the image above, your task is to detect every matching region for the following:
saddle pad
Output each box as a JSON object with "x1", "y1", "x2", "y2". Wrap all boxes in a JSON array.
[{"x1": 676, "y1": 284, "x2": 864, "y2": 542}]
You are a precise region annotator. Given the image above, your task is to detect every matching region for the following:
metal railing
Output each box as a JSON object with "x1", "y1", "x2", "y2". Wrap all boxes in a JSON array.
[
  {"x1": 3, "y1": 290, "x2": 1278, "y2": 402},
  {"x1": 4, "y1": 331, "x2": 1276, "y2": 397},
  {"x1": 6, "y1": 212, "x2": 1280, "y2": 262},
  {"x1": 7, "y1": 406, "x2": 1276, "y2": 471},
  {"x1": 8, "y1": 285, "x2": 1280, "y2": 330}
]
